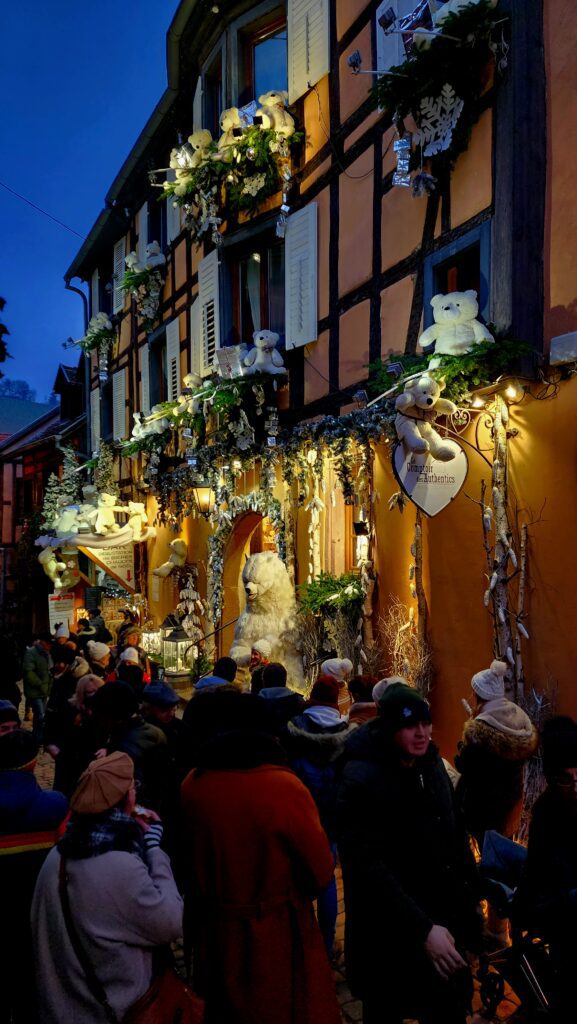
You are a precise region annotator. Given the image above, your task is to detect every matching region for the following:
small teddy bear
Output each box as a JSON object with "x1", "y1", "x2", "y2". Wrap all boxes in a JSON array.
[
  {"x1": 53, "y1": 503, "x2": 81, "y2": 538},
  {"x1": 418, "y1": 290, "x2": 494, "y2": 360},
  {"x1": 152, "y1": 538, "x2": 188, "y2": 577},
  {"x1": 127, "y1": 501, "x2": 149, "y2": 541},
  {"x1": 94, "y1": 492, "x2": 124, "y2": 535},
  {"x1": 187, "y1": 128, "x2": 214, "y2": 168},
  {"x1": 242, "y1": 330, "x2": 286, "y2": 375},
  {"x1": 215, "y1": 108, "x2": 243, "y2": 162},
  {"x1": 395, "y1": 373, "x2": 459, "y2": 462},
  {"x1": 143, "y1": 241, "x2": 166, "y2": 270},
  {"x1": 255, "y1": 91, "x2": 295, "y2": 138},
  {"x1": 38, "y1": 546, "x2": 67, "y2": 590}
]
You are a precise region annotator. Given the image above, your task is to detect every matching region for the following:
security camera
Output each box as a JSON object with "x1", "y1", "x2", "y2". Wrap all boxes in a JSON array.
[
  {"x1": 347, "y1": 50, "x2": 363, "y2": 73},
  {"x1": 378, "y1": 7, "x2": 397, "y2": 33}
]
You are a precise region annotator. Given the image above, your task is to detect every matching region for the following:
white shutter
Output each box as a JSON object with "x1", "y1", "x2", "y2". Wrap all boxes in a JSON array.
[
  {"x1": 198, "y1": 250, "x2": 221, "y2": 375},
  {"x1": 112, "y1": 237, "x2": 126, "y2": 314},
  {"x1": 90, "y1": 270, "x2": 100, "y2": 317},
  {"x1": 285, "y1": 204, "x2": 318, "y2": 349},
  {"x1": 190, "y1": 297, "x2": 202, "y2": 378},
  {"x1": 166, "y1": 319, "x2": 181, "y2": 401},
  {"x1": 140, "y1": 344, "x2": 150, "y2": 415},
  {"x1": 90, "y1": 387, "x2": 101, "y2": 453},
  {"x1": 193, "y1": 77, "x2": 203, "y2": 132},
  {"x1": 288, "y1": 0, "x2": 330, "y2": 104},
  {"x1": 166, "y1": 173, "x2": 181, "y2": 244},
  {"x1": 137, "y1": 203, "x2": 148, "y2": 263},
  {"x1": 376, "y1": 1, "x2": 425, "y2": 70},
  {"x1": 112, "y1": 369, "x2": 126, "y2": 440}
]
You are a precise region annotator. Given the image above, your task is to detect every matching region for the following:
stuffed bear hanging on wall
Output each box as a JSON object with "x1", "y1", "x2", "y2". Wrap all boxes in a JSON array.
[{"x1": 395, "y1": 373, "x2": 460, "y2": 462}]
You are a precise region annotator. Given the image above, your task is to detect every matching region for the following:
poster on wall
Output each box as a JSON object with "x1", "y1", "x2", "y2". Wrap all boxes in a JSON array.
[
  {"x1": 48, "y1": 594, "x2": 75, "y2": 632},
  {"x1": 81, "y1": 542, "x2": 136, "y2": 592},
  {"x1": 393, "y1": 444, "x2": 468, "y2": 517}
]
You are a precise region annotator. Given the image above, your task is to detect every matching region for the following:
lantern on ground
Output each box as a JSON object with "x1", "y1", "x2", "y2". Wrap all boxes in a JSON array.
[
  {"x1": 160, "y1": 613, "x2": 180, "y2": 643},
  {"x1": 141, "y1": 626, "x2": 162, "y2": 657}
]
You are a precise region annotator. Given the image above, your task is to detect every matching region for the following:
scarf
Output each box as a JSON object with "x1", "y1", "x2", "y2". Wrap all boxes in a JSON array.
[{"x1": 59, "y1": 807, "x2": 144, "y2": 860}]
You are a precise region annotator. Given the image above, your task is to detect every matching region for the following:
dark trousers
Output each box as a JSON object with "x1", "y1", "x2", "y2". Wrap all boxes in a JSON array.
[{"x1": 362, "y1": 966, "x2": 470, "y2": 1024}]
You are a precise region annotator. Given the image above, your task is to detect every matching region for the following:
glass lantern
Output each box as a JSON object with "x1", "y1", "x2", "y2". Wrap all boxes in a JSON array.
[
  {"x1": 160, "y1": 614, "x2": 181, "y2": 643},
  {"x1": 162, "y1": 626, "x2": 197, "y2": 678},
  {"x1": 141, "y1": 626, "x2": 162, "y2": 657}
]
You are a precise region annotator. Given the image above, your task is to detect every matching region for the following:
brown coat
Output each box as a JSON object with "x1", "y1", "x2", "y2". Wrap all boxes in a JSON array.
[{"x1": 181, "y1": 747, "x2": 341, "y2": 1024}]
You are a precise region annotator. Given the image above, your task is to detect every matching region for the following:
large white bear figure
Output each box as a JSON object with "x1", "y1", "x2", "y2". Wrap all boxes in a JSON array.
[{"x1": 229, "y1": 551, "x2": 304, "y2": 691}]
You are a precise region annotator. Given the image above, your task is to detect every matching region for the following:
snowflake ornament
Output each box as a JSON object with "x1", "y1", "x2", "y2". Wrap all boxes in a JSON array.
[{"x1": 414, "y1": 83, "x2": 464, "y2": 157}]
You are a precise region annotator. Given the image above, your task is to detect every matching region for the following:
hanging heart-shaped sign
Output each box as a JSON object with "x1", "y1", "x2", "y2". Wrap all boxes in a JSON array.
[{"x1": 393, "y1": 443, "x2": 468, "y2": 517}]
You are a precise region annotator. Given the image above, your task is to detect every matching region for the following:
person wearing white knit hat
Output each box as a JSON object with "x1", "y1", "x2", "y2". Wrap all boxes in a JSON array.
[
  {"x1": 119, "y1": 647, "x2": 139, "y2": 665},
  {"x1": 86, "y1": 641, "x2": 112, "y2": 680},
  {"x1": 456, "y1": 658, "x2": 538, "y2": 844},
  {"x1": 320, "y1": 658, "x2": 353, "y2": 714},
  {"x1": 249, "y1": 639, "x2": 272, "y2": 695}
]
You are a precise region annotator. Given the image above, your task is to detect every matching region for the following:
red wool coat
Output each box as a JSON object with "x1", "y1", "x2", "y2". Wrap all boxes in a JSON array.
[{"x1": 181, "y1": 762, "x2": 341, "y2": 1024}]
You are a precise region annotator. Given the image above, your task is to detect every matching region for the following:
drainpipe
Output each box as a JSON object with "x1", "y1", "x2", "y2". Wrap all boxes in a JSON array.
[{"x1": 64, "y1": 278, "x2": 90, "y2": 456}]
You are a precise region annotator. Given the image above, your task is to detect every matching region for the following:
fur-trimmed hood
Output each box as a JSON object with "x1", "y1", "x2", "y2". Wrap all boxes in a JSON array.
[
  {"x1": 286, "y1": 713, "x2": 358, "y2": 764},
  {"x1": 462, "y1": 698, "x2": 538, "y2": 761}
]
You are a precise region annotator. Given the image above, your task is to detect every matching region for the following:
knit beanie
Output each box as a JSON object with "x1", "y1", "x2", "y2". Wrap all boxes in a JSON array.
[
  {"x1": 90, "y1": 682, "x2": 139, "y2": 721},
  {"x1": 471, "y1": 659, "x2": 507, "y2": 701},
  {"x1": 55, "y1": 624, "x2": 70, "y2": 639},
  {"x1": 375, "y1": 681, "x2": 431, "y2": 732},
  {"x1": 320, "y1": 658, "x2": 353, "y2": 682},
  {"x1": 120, "y1": 647, "x2": 139, "y2": 664},
  {"x1": 541, "y1": 716, "x2": 577, "y2": 782},
  {"x1": 372, "y1": 676, "x2": 409, "y2": 705},
  {"x1": 87, "y1": 641, "x2": 110, "y2": 662},
  {"x1": 70, "y1": 752, "x2": 134, "y2": 814},
  {"x1": 0, "y1": 700, "x2": 20, "y2": 726},
  {"x1": 0, "y1": 729, "x2": 38, "y2": 770},
  {"x1": 308, "y1": 675, "x2": 341, "y2": 710},
  {"x1": 251, "y1": 639, "x2": 272, "y2": 659}
]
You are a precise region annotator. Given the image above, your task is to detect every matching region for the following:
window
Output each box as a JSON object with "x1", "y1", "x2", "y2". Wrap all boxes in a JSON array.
[
  {"x1": 148, "y1": 198, "x2": 167, "y2": 251},
  {"x1": 238, "y1": 17, "x2": 288, "y2": 106},
  {"x1": 204, "y1": 47, "x2": 224, "y2": 138},
  {"x1": 376, "y1": 1, "x2": 427, "y2": 71},
  {"x1": 423, "y1": 222, "x2": 490, "y2": 328},
  {"x1": 224, "y1": 237, "x2": 285, "y2": 347},
  {"x1": 100, "y1": 379, "x2": 113, "y2": 441},
  {"x1": 149, "y1": 331, "x2": 168, "y2": 408}
]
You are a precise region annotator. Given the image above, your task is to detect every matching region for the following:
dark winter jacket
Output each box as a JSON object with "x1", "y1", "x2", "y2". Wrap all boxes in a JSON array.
[
  {"x1": 286, "y1": 707, "x2": 357, "y2": 838},
  {"x1": 455, "y1": 698, "x2": 538, "y2": 840},
  {"x1": 107, "y1": 716, "x2": 168, "y2": 812},
  {"x1": 22, "y1": 643, "x2": 52, "y2": 700},
  {"x1": 258, "y1": 687, "x2": 305, "y2": 737},
  {"x1": 516, "y1": 786, "x2": 577, "y2": 943},
  {"x1": 43, "y1": 658, "x2": 90, "y2": 749},
  {"x1": 337, "y1": 721, "x2": 480, "y2": 1008},
  {"x1": 179, "y1": 687, "x2": 258, "y2": 777}
]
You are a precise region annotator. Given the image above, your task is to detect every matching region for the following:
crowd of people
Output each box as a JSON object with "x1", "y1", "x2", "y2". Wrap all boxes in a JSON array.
[{"x1": 1, "y1": 618, "x2": 576, "y2": 1023}]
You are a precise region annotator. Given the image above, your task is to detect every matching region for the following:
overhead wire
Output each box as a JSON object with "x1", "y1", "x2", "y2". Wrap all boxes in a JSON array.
[{"x1": 0, "y1": 180, "x2": 84, "y2": 238}]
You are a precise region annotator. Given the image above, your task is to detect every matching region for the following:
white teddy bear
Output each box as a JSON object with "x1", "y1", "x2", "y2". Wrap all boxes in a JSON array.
[
  {"x1": 38, "y1": 547, "x2": 67, "y2": 590},
  {"x1": 127, "y1": 501, "x2": 149, "y2": 541},
  {"x1": 215, "y1": 107, "x2": 243, "y2": 162},
  {"x1": 229, "y1": 551, "x2": 304, "y2": 690},
  {"x1": 53, "y1": 503, "x2": 80, "y2": 538},
  {"x1": 395, "y1": 373, "x2": 459, "y2": 462},
  {"x1": 94, "y1": 492, "x2": 124, "y2": 535},
  {"x1": 418, "y1": 290, "x2": 494, "y2": 359},
  {"x1": 187, "y1": 129, "x2": 213, "y2": 168},
  {"x1": 255, "y1": 91, "x2": 295, "y2": 137},
  {"x1": 143, "y1": 241, "x2": 166, "y2": 270},
  {"x1": 153, "y1": 538, "x2": 188, "y2": 577},
  {"x1": 242, "y1": 330, "x2": 286, "y2": 375}
]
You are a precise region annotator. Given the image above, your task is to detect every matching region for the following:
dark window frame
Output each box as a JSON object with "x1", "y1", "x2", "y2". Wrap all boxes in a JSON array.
[
  {"x1": 221, "y1": 228, "x2": 286, "y2": 349},
  {"x1": 423, "y1": 221, "x2": 491, "y2": 329},
  {"x1": 147, "y1": 325, "x2": 168, "y2": 407}
]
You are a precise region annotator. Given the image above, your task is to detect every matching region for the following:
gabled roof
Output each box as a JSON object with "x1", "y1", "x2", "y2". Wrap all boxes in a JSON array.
[
  {"x1": 53, "y1": 362, "x2": 81, "y2": 395},
  {"x1": 0, "y1": 398, "x2": 55, "y2": 439}
]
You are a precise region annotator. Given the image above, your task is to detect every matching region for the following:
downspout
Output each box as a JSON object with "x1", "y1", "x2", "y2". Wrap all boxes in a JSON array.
[{"x1": 64, "y1": 278, "x2": 90, "y2": 456}]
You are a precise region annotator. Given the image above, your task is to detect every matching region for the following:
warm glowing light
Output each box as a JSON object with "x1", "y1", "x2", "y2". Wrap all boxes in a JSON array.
[
  {"x1": 472, "y1": 396, "x2": 485, "y2": 409},
  {"x1": 505, "y1": 385, "x2": 517, "y2": 399}
]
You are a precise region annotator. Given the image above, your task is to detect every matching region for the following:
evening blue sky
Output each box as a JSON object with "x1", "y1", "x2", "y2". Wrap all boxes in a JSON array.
[{"x1": 1, "y1": 1, "x2": 180, "y2": 400}]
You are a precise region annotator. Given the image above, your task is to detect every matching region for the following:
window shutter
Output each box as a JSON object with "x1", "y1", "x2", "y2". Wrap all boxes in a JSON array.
[
  {"x1": 166, "y1": 319, "x2": 181, "y2": 401},
  {"x1": 285, "y1": 204, "x2": 318, "y2": 349},
  {"x1": 166, "y1": 173, "x2": 181, "y2": 244},
  {"x1": 112, "y1": 237, "x2": 126, "y2": 314},
  {"x1": 190, "y1": 297, "x2": 202, "y2": 378},
  {"x1": 112, "y1": 369, "x2": 126, "y2": 440},
  {"x1": 90, "y1": 387, "x2": 101, "y2": 453},
  {"x1": 140, "y1": 344, "x2": 150, "y2": 415},
  {"x1": 193, "y1": 77, "x2": 203, "y2": 132},
  {"x1": 288, "y1": 0, "x2": 330, "y2": 104},
  {"x1": 198, "y1": 250, "x2": 221, "y2": 375},
  {"x1": 90, "y1": 270, "x2": 100, "y2": 317},
  {"x1": 137, "y1": 203, "x2": 148, "y2": 262}
]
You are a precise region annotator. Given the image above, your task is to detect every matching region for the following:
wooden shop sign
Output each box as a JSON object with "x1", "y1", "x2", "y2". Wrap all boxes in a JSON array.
[
  {"x1": 393, "y1": 444, "x2": 468, "y2": 517},
  {"x1": 80, "y1": 542, "x2": 136, "y2": 592}
]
